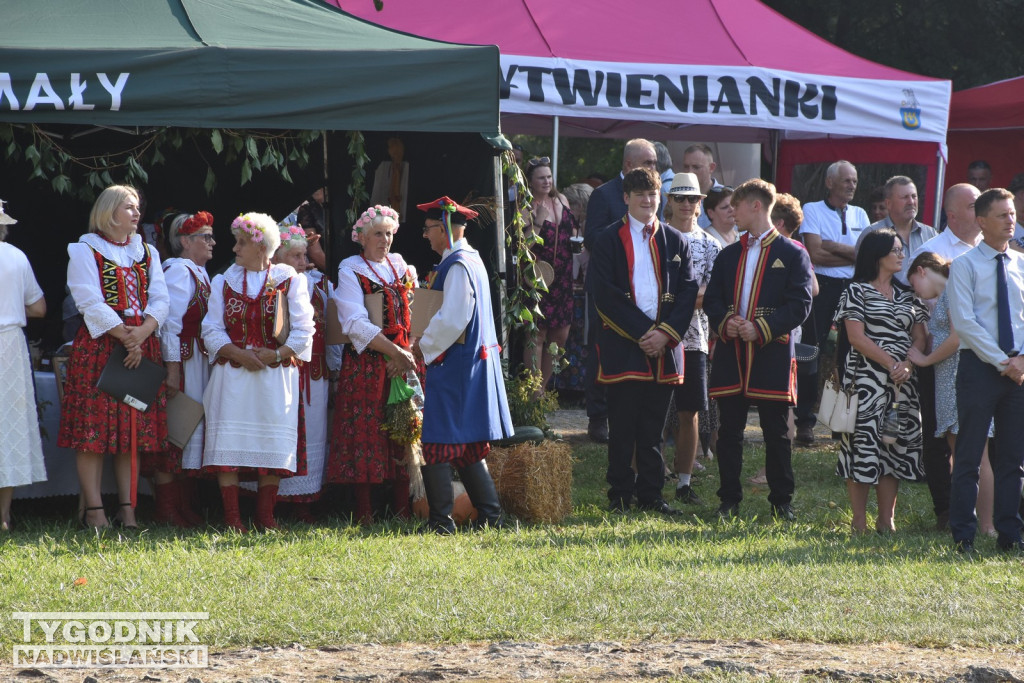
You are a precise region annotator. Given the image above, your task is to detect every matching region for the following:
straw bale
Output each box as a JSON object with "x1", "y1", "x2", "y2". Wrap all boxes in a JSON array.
[{"x1": 487, "y1": 440, "x2": 573, "y2": 523}]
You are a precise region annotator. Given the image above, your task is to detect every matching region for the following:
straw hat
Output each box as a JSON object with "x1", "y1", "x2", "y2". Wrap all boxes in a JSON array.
[{"x1": 0, "y1": 199, "x2": 17, "y2": 225}]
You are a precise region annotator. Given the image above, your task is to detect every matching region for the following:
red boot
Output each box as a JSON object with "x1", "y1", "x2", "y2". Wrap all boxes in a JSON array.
[
  {"x1": 219, "y1": 485, "x2": 248, "y2": 533},
  {"x1": 255, "y1": 484, "x2": 279, "y2": 531},
  {"x1": 290, "y1": 502, "x2": 317, "y2": 524},
  {"x1": 154, "y1": 481, "x2": 193, "y2": 528},
  {"x1": 353, "y1": 484, "x2": 373, "y2": 526},
  {"x1": 392, "y1": 480, "x2": 410, "y2": 520},
  {"x1": 177, "y1": 478, "x2": 204, "y2": 527}
]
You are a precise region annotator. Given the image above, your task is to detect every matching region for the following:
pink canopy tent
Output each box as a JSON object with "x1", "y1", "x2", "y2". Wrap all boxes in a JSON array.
[
  {"x1": 946, "y1": 76, "x2": 1024, "y2": 191},
  {"x1": 329, "y1": 0, "x2": 949, "y2": 146}
]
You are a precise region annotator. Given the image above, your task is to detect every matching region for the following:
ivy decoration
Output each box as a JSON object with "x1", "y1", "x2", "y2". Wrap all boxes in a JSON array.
[
  {"x1": 501, "y1": 150, "x2": 548, "y2": 342},
  {"x1": 345, "y1": 131, "x2": 370, "y2": 228},
  {"x1": 0, "y1": 123, "x2": 320, "y2": 202}
]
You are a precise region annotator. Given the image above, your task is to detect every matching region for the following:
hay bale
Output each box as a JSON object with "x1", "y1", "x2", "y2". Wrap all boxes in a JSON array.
[{"x1": 487, "y1": 440, "x2": 573, "y2": 523}]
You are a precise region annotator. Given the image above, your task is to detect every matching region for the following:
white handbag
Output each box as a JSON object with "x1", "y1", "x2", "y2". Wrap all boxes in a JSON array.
[{"x1": 820, "y1": 370, "x2": 858, "y2": 434}]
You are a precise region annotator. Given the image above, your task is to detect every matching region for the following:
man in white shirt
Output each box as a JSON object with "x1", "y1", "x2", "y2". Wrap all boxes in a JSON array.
[
  {"x1": 912, "y1": 184, "x2": 982, "y2": 263},
  {"x1": 796, "y1": 160, "x2": 870, "y2": 444}
]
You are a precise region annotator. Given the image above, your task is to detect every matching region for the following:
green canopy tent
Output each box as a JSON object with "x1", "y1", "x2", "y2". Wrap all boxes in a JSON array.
[{"x1": 0, "y1": 0, "x2": 500, "y2": 133}]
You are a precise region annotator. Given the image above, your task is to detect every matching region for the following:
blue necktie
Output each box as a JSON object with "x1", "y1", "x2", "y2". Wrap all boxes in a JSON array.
[{"x1": 996, "y1": 253, "x2": 1015, "y2": 354}]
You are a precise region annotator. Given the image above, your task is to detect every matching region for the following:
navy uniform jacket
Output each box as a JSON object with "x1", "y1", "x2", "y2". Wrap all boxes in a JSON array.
[
  {"x1": 704, "y1": 229, "x2": 813, "y2": 403},
  {"x1": 590, "y1": 217, "x2": 698, "y2": 384}
]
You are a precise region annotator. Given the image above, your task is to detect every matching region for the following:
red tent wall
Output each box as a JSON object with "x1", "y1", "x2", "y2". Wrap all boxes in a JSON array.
[
  {"x1": 777, "y1": 139, "x2": 942, "y2": 225},
  {"x1": 946, "y1": 76, "x2": 1024, "y2": 191}
]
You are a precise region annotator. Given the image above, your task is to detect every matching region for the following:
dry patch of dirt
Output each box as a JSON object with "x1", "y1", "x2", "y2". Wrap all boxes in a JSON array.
[{"x1": 7, "y1": 639, "x2": 1024, "y2": 682}]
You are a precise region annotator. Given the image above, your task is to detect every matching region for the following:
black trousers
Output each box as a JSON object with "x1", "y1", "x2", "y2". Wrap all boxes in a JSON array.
[
  {"x1": 716, "y1": 395, "x2": 794, "y2": 507},
  {"x1": 916, "y1": 363, "x2": 952, "y2": 519},
  {"x1": 605, "y1": 381, "x2": 673, "y2": 506},
  {"x1": 950, "y1": 350, "x2": 1024, "y2": 545}
]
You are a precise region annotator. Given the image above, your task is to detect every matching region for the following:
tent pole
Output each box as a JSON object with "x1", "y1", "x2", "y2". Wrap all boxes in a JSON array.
[
  {"x1": 494, "y1": 154, "x2": 508, "y2": 362},
  {"x1": 552, "y1": 115, "x2": 560, "y2": 187},
  {"x1": 769, "y1": 130, "x2": 780, "y2": 184},
  {"x1": 933, "y1": 151, "x2": 946, "y2": 227},
  {"x1": 322, "y1": 130, "x2": 332, "y2": 281}
]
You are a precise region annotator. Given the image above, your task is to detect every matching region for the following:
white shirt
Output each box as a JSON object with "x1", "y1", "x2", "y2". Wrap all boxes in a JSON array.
[
  {"x1": 800, "y1": 200, "x2": 870, "y2": 279},
  {"x1": 160, "y1": 257, "x2": 211, "y2": 362},
  {"x1": 910, "y1": 227, "x2": 981, "y2": 263},
  {"x1": 738, "y1": 230, "x2": 771, "y2": 319},
  {"x1": 419, "y1": 239, "x2": 475, "y2": 365},
  {"x1": 0, "y1": 242, "x2": 44, "y2": 331},
  {"x1": 627, "y1": 214, "x2": 659, "y2": 320},
  {"x1": 334, "y1": 252, "x2": 411, "y2": 354},
  {"x1": 202, "y1": 263, "x2": 314, "y2": 363},
  {"x1": 66, "y1": 233, "x2": 169, "y2": 339}
]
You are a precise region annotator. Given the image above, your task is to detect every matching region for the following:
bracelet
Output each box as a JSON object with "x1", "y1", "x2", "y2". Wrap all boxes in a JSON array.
[{"x1": 275, "y1": 349, "x2": 282, "y2": 363}]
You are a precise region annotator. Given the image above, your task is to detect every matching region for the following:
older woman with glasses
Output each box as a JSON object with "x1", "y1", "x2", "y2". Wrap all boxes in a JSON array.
[
  {"x1": 833, "y1": 228, "x2": 927, "y2": 534},
  {"x1": 157, "y1": 211, "x2": 216, "y2": 527},
  {"x1": 524, "y1": 156, "x2": 579, "y2": 396}
]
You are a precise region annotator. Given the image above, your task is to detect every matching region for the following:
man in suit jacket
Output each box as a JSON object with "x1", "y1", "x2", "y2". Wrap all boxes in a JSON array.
[
  {"x1": 590, "y1": 167, "x2": 698, "y2": 515},
  {"x1": 704, "y1": 178, "x2": 813, "y2": 521},
  {"x1": 582, "y1": 139, "x2": 659, "y2": 444}
]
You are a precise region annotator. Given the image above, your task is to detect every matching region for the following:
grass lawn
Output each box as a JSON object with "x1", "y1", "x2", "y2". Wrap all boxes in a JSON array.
[{"x1": 1, "y1": 436, "x2": 1022, "y2": 654}]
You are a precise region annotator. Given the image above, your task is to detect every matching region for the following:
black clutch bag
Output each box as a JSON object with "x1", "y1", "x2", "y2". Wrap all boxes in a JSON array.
[{"x1": 96, "y1": 345, "x2": 167, "y2": 412}]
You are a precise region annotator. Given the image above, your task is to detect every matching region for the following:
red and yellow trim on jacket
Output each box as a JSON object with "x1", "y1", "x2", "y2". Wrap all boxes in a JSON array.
[{"x1": 596, "y1": 345, "x2": 681, "y2": 385}]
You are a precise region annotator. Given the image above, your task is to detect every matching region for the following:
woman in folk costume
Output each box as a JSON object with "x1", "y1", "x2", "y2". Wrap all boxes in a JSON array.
[
  {"x1": 328, "y1": 205, "x2": 418, "y2": 525},
  {"x1": 201, "y1": 212, "x2": 315, "y2": 532},
  {"x1": 157, "y1": 211, "x2": 216, "y2": 527},
  {"x1": 0, "y1": 200, "x2": 48, "y2": 531},
  {"x1": 241, "y1": 224, "x2": 341, "y2": 522},
  {"x1": 58, "y1": 185, "x2": 170, "y2": 529}
]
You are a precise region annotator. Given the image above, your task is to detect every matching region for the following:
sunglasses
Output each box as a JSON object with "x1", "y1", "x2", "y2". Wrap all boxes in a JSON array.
[
  {"x1": 671, "y1": 195, "x2": 701, "y2": 204},
  {"x1": 188, "y1": 233, "x2": 215, "y2": 243},
  {"x1": 527, "y1": 156, "x2": 551, "y2": 167}
]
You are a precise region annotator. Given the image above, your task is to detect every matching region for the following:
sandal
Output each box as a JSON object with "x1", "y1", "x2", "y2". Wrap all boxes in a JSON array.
[
  {"x1": 80, "y1": 506, "x2": 107, "y2": 529},
  {"x1": 112, "y1": 502, "x2": 139, "y2": 529}
]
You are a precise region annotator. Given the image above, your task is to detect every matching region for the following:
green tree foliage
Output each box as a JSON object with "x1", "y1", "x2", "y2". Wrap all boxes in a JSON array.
[{"x1": 762, "y1": 0, "x2": 1024, "y2": 90}]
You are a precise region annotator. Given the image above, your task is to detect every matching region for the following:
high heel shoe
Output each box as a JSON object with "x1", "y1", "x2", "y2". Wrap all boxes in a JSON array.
[
  {"x1": 112, "y1": 503, "x2": 139, "y2": 529},
  {"x1": 80, "y1": 506, "x2": 107, "y2": 529}
]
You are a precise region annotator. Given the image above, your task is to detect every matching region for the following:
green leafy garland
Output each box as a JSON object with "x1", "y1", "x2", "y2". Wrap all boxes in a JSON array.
[
  {"x1": 0, "y1": 123, "x2": 321, "y2": 202},
  {"x1": 502, "y1": 150, "x2": 548, "y2": 341},
  {"x1": 344, "y1": 131, "x2": 370, "y2": 227}
]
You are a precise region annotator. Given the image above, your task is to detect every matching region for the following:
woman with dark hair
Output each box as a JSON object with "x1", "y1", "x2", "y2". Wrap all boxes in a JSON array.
[
  {"x1": 833, "y1": 227, "x2": 927, "y2": 534},
  {"x1": 702, "y1": 187, "x2": 737, "y2": 248},
  {"x1": 523, "y1": 156, "x2": 578, "y2": 396},
  {"x1": 906, "y1": 251, "x2": 995, "y2": 537}
]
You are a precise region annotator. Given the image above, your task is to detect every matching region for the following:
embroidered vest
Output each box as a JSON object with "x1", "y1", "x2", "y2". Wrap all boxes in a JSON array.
[
  {"x1": 354, "y1": 270, "x2": 413, "y2": 348},
  {"x1": 91, "y1": 245, "x2": 150, "y2": 318},
  {"x1": 171, "y1": 265, "x2": 210, "y2": 361},
  {"x1": 215, "y1": 278, "x2": 295, "y2": 368}
]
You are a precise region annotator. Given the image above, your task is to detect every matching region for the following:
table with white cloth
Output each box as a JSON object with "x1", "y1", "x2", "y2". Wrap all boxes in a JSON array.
[{"x1": 15, "y1": 371, "x2": 151, "y2": 499}]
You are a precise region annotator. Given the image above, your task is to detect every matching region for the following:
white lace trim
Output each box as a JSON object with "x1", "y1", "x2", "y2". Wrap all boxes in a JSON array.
[
  {"x1": 223, "y1": 263, "x2": 298, "y2": 294},
  {"x1": 339, "y1": 252, "x2": 409, "y2": 285},
  {"x1": 79, "y1": 232, "x2": 147, "y2": 262}
]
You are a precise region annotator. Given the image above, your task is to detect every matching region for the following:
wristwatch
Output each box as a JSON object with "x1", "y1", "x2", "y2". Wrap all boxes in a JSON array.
[{"x1": 275, "y1": 349, "x2": 282, "y2": 364}]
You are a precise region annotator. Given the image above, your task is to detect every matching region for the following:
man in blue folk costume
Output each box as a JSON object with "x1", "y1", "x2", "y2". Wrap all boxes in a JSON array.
[
  {"x1": 704, "y1": 178, "x2": 813, "y2": 521},
  {"x1": 413, "y1": 197, "x2": 513, "y2": 534}
]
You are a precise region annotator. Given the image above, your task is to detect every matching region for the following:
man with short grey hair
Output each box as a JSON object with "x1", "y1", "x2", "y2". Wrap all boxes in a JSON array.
[
  {"x1": 681, "y1": 143, "x2": 724, "y2": 229},
  {"x1": 795, "y1": 160, "x2": 870, "y2": 445},
  {"x1": 856, "y1": 175, "x2": 936, "y2": 284}
]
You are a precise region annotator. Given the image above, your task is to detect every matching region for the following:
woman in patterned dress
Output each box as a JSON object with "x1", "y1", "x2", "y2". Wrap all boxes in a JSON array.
[
  {"x1": 59, "y1": 185, "x2": 170, "y2": 529},
  {"x1": 0, "y1": 200, "x2": 48, "y2": 531},
  {"x1": 201, "y1": 212, "x2": 315, "y2": 532},
  {"x1": 906, "y1": 252, "x2": 996, "y2": 537},
  {"x1": 524, "y1": 156, "x2": 578, "y2": 395},
  {"x1": 834, "y1": 228, "x2": 927, "y2": 534},
  {"x1": 328, "y1": 205, "x2": 417, "y2": 525},
  {"x1": 241, "y1": 225, "x2": 341, "y2": 523}
]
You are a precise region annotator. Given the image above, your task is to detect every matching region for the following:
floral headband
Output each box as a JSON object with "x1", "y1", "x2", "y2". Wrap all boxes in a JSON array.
[
  {"x1": 278, "y1": 224, "x2": 307, "y2": 247},
  {"x1": 231, "y1": 212, "x2": 277, "y2": 244},
  {"x1": 351, "y1": 204, "x2": 400, "y2": 243},
  {"x1": 179, "y1": 211, "x2": 214, "y2": 236}
]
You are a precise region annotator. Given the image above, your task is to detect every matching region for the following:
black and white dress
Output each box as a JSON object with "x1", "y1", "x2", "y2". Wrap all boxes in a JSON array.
[{"x1": 834, "y1": 282, "x2": 926, "y2": 484}]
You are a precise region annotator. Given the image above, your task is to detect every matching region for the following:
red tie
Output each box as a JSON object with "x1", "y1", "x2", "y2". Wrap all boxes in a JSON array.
[{"x1": 642, "y1": 224, "x2": 654, "y2": 240}]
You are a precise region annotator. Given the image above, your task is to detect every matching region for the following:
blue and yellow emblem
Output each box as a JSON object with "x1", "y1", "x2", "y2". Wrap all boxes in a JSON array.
[{"x1": 899, "y1": 89, "x2": 921, "y2": 130}]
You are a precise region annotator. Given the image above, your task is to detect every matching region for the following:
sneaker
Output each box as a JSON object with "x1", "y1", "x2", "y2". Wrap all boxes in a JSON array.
[
  {"x1": 675, "y1": 485, "x2": 704, "y2": 505},
  {"x1": 771, "y1": 503, "x2": 796, "y2": 522},
  {"x1": 716, "y1": 502, "x2": 739, "y2": 519}
]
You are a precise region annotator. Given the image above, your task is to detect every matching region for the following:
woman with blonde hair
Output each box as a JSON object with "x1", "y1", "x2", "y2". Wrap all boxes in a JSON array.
[
  {"x1": 58, "y1": 185, "x2": 170, "y2": 529},
  {"x1": 201, "y1": 212, "x2": 315, "y2": 532}
]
